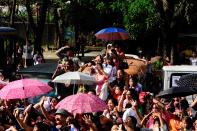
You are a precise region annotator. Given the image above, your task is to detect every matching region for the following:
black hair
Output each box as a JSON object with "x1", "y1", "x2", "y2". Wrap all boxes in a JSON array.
[
  {"x1": 126, "y1": 116, "x2": 137, "y2": 129},
  {"x1": 34, "y1": 122, "x2": 50, "y2": 131},
  {"x1": 97, "y1": 62, "x2": 104, "y2": 70},
  {"x1": 183, "y1": 116, "x2": 193, "y2": 129},
  {"x1": 153, "y1": 117, "x2": 160, "y2": 125},
  {"x1": 130, "y1": 75, "x2": 139, "y2": 85},
  {"x1": 111, "y1": 49, "x2": 118, "y2": 57},
  {"x1": 128, "y1": 88, "x2": 138, "y2": 101},
  {"x1": 90, "y1": 60, "x2": 96, "y2": 66},
  {"x1": 107, "y1": 98, "x2": 118, "y2": 106},
  {"x1": 106, "y1": 56, "x2": 115, "y2": 66},
  {"x1": 180, "y1": 99, "x2": 189, "y2": 110}
]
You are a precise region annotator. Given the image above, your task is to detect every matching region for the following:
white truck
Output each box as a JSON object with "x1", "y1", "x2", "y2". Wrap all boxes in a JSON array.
[
  {"x1": 163, "y1": 65, "x2": 197, "y2": 105},
  {"x1": 163, "y1": 65, "x2": 197, "y2": 90}
]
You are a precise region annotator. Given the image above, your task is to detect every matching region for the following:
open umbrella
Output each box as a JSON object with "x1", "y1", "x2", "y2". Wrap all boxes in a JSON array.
[
  {"x1": 56, "y1": 93, "x2": 107, "y2": 115},
  {"x1": 0, "y1": 79, "x2": 53, "y2": 99},
  {"x1": 95, "y1": 27, "x2": 129, "y2": 41},
  {"x1": 157, "y1": 74, "x2": 197, "y2": 98},
  {"x1": 0, "y1": 80, "x2": 8, "y2": 89},
  {"x1": 176, "y1": 73, "x2": 197, "y2": 87},
  {"x1": 52, "y1": 71, "x2": 96, "y2": 85},
  {"x1": 52, "y1": 71, "x2": 96, "y2": 94},
  {"x1": 157, "y1": 86, "x2": 197, "y2": 98},
  {"x1": 0, "y1": 27, "x2": 17, "y2": 35}
]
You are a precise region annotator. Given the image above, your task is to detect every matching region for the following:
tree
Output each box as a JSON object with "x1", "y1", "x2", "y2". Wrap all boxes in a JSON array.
[
  {"x1": 51, "y1": 0, "x2": 121, "y2": 48},
  {"x1": 153, "y1": 0, "x2": 197, "y2": 61},
  {"x1": 111, "y1": 0, "x2": 159, "y2": 39},
  {"x1": 25, "y1": 0, "x2": 49, "y2": 52}
]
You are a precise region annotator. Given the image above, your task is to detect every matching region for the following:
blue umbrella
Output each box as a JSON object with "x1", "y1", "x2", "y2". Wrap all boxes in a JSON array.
[
  {"x1": 0, "y1": 27, "x2": 17, "y2": 35},
  {"x1": 95, "y1": 27, "x2": 129, "y2": 41}
]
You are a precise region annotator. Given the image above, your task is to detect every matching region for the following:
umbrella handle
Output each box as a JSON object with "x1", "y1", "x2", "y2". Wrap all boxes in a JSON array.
[{"x1": 73, "y1": 82, "x2": 75, "y2": 94}]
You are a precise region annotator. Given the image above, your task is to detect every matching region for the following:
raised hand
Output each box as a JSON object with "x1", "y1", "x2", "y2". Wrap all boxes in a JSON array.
[
  {"x1": 13, "y1": 108, "x2": 20, "y2": 118},
  {"x1": 131, "y1": 99, "x2": 138, "y2": 108},
  {"x1": 39, "y1": 97, "x2": 45, "y2": 107},
  {"x1": 153, "y1": 98, "x2": 159, "y2": 104},
  {"x1": 24, "y1": 104, "x2": 32, "y2": 114},
  {"x1": 82, "y1": 115, "x2": 93, "y2": 126}
]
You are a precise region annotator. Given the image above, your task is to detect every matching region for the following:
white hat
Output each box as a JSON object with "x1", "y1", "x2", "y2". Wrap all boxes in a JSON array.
[{"x1": 107, "y1": 44, "x2": 112, "y2": 47}]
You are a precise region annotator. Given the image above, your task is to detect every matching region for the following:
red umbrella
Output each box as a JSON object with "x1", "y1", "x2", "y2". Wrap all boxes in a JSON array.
[
  {"x1": 56, "y1": 93, "x2": 107, "y2": 115},
  {"x1": 0, "y1": 79, "x2": 53, "y2": 100}
]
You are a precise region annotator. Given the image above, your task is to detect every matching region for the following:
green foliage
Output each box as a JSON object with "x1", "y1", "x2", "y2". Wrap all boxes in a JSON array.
[
  {"x1": 111, "y1": 0, "x2": 159, "y2": 39},
  {"x1": 152, "y1": 60, "x2": 163, "y2": 71},
  {"x1": 96, "y1": 2, "x2": 106, "y2": 11}
]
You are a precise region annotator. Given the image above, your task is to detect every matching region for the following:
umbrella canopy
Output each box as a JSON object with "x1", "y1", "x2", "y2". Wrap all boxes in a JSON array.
[
  {"x1": 56, "y1": 93, "x2": 107, "y2": 115},
  {"x1": 176, "y1": 73, "x2": 197, "y2": 87},
  {"x1": 157, "y1": 86, "x2": 197, "y2": 98},
  {"x1": 0, "y1": 27, "x2": 17, "y2": 35},
  {"x1": 95, "y1": 27, "x2": 129, "y2": 41},
  {"x1": 18, "y1": 63, "x2": 58, "y2": 79},
  {"x1": 157, "y1": 74, "x2": 197, "y2": 98},
  {"x1": 0, "y1": 80, "x2": 8, "y2": 89},
  {"x1": 52, "y1": 71, "x2": 96, "y2": 85},
  {"x1": 0, "y1": 79, "x2": 53, "y2": 99}
]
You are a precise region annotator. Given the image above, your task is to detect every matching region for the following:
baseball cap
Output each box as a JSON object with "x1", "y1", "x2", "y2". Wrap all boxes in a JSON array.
[{"x1": 55, "y1": 109, "x2": 69, "y2": 117}]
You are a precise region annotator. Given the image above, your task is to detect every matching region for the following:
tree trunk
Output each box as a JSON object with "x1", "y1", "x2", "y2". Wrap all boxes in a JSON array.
[
  {"x1": 34, "y1": 0, "x2": 48, "y2": 52},
  {"x1": 54, "y1": 8, "x2": 61, "y2": 48},
  {"x1": 8, "y1": 0, "x2": 16, "y2": 60},
  {"x1": 26, "y1": 0, "x2": 48, "y2": 53},
  {"x1": 0, "y1": 38, "x2": 6, "y2": 69},
  {"x1": 26, "y1": 0, "x2": 37, "y2": 36},
  {"x1": 10, "y1": 0, "x2": 16, "y2": 27}
]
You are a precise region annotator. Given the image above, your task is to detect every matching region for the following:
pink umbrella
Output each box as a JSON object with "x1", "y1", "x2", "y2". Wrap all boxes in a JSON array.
[
  {"x1": 56, "y1": 93, "x2": 107, "y2": 115},
  {"x1": 0, "y1": 80, "x2": 8, "y2": 89},
  {"x1": 0, "y1": 79, "x2": 53, "y2": 99}
]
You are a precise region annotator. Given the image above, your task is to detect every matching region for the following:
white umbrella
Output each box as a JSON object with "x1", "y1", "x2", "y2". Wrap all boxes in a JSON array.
[
  {"x1": 52, "y1": 71, "x2": 96, "y2": 85},
  {"x1": 52, "y1": 71, "x2": 96, "y2": 94}
]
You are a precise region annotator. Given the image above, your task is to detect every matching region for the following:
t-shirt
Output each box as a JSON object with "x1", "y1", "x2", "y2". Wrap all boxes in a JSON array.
[
  {"x1": 189, "y1": 57, "x2": 197, "y2": 65},
  {"x1": 122, "y1": 108, "x2": 141, "y2": 125},
  {"x1": 23, "y1": 45, "x2": 33, "y2": 59}
]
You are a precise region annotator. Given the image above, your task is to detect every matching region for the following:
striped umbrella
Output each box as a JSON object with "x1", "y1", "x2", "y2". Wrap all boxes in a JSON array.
[{"x1": 95, "y1": 27, "x2": 129, "y2": 41}]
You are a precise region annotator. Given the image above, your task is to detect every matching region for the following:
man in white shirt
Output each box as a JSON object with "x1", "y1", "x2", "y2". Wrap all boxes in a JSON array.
[
  {"x1": 22, "y1": 40, "x2": 33, "y2": 67},
  {"x1": 122, "y1": 100, "x2": 142, "y2": 126}
]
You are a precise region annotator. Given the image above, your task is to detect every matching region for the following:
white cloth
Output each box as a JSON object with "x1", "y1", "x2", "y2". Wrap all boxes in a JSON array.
[
  {"x1": 149, "y1": 124, "x2": 168, "y2": 131},
  {"x1": 33, "y1": 54, "x2": 43, "y2": 65},
  {"x1": 103, "y1": 64, "x2": 113, "y2": 75},
  {"x1": 99, "y1": 82, "x2": 109, "y2": 101},
  {"x1": 103, "y1": 64, "x2": 117, "y2": 83},
  {"x1": 190, "y1": 57, "x2": 197, "y2": 65},
  {"x1": 123, "y1": 99, "x2": 130, "y2": 109},
  {"x1": 22, "y1": 45, "x2": 33, "y2": 59},
  {"x1": 43, "y1": 97, "x2": 51, "y2": 111},
  {"x1": 122, "y1": 108, "x2": 140, "y2": 125}
]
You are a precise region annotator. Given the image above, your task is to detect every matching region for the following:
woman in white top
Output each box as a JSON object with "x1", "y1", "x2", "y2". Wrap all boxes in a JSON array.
[{"x1": 189, "y1": 51, "x2": 197, "y2": 65}]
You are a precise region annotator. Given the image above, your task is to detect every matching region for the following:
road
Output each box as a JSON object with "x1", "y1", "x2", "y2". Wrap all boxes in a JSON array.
[{"x1": 43, "y1": 50, "x2": 100, "y2": 63}]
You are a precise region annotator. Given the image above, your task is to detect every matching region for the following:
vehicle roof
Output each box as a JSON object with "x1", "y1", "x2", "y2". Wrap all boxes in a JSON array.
[{"x1": 163, "y1": 65, "x2": 197, "y2": 72}]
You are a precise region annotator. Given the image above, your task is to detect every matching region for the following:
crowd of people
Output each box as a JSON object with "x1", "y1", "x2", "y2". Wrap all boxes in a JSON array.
[{"x1": 0, "y1": 41, "x2": 197, "y2": 131}]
